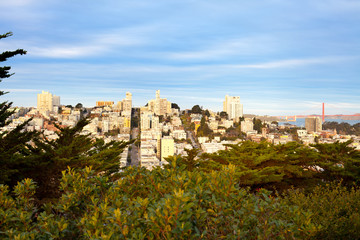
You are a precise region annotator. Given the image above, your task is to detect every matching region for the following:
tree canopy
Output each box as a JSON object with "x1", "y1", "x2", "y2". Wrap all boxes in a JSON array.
[
  {"x1": 0, "y1": 32, "x2": 36, "y2": 186},
  {"x1": 171, "y1": 103, "x2": 180, "y2": 110},
  {"x1": 191, "y1": 105, "x2": 202, "y2": 114}
]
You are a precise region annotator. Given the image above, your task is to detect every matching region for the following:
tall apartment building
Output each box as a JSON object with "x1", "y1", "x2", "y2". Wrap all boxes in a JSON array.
[
  {"x1": 223, "y1": 95, "x2": 243, "y2": 121},
  {"x1": 37, "y1": 91, "x2": 60, "y2": 113},
  {"x1": 147, "y1": 90, "x2": 171, "y2": 116},
  {"x1": 122, "y1": 92, "x2": 132, "y2": 112},
  {"x1": 115, "y1": 92, "x2": 132, "y2": 112},
  {"x1": 160, "y1": 136, "x2": 174, "y2": 162},
  {"x1": 140, "y1": 112, "x2": 160, "y2": 130},
  {"x1": 305, "y1": 117, "x2": 322, "y2": 133}
]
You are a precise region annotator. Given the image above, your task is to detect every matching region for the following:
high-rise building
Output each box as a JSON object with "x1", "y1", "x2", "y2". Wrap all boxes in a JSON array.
[
  {"x1": 147, "y1": 90, "x2": 171, "y2": 116},
  {"x1": 141, "y1": 112, "x2": 159, "y2": 130},
  {"x1": 122, "y1": 92, "x2": 132, "y2": 112},
  {"x1": 37, "y1": 91, "x2": 60, "y2": 113},
  {"x1": 305, "y1": 117, "x2": 322, "y2": 133},
  {"x1": 115, "y1": 92, "x2": 132, "y2": 112},
  {"x1": 223, "y1": 95, "x2": 243, "y2": 121}
]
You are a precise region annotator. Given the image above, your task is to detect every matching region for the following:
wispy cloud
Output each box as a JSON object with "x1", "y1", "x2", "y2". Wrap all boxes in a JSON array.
[
  {"x1": 29, "y1": 31, "x2": 145, "y2": 58},
  {"x1": 227, "y1": 56, "x2": 355, "y2": 69},
  {"x1": 2, "y1": 88, "x2": 40, "y2": 93},
  {"x1": 167, "y1": 36, "x2": 275, "y2": 60}
]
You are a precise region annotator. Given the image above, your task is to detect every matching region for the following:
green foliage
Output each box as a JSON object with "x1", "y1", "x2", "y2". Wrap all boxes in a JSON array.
[
  {"x1": 1, "y1": 165, "x2": 321, "y2": 239},
  {"x1": 282, "y1": 183, "x2": 360, "y2": 240},
  {"x1": 0, "y1": 32, "x2": 27, "y2": 80},
  {"x1": 75, "y1": 103, "x2": 83, "y2": 109},
  {"x1": 312, "y1": 140, "x2": 360, "y2": 184},
  {"x1": 219, "y1": 111, "x2": 228, "y2": 119},
  {"x1": 323, "y1": 121, "x2": 360, "y2": 135},
  {"x1": 171, "y1": 103, "x2": 180, "y2": 110},
  {"x1": 196, "y1": 117, "x2": 212, "y2": 137},
  {"x1": 200, "y1": 141, "x2": 320, "y2": 191},
  {"x1": 253, "y1": 117, "x2": 263, "y2": 133},
  {"x1": 190, "y1": 105, "x2": 202, "y2": 114},
  {"x1": 0, "y1": 32, "x2": 38, "y2": 187},
  {"x1": 203, "y1": 109, "x2": 210, "y2": 117},
  {"x1": 22, "y1": 118, "x2": 132, "y2": 200}
]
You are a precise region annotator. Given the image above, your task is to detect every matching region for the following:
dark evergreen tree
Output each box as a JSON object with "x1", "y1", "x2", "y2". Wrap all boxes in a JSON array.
[
  {"x1": 171, "y1": 103, "x2": 180, "y2": 110},
  {"x1": 24, "y1": 118, "x2": 132, "y2": 200},
  {"x1": 0, "y1": 32, "x2": 37, "y2": 186},
  {"x1": 253, "y1": 117, "x2": 263, "y2": 133},
  {"x1": 312, "y1": 140, "x2": 360, "y2": 184},
  {"x1": 200, "y1": 141, "x2": 319, "y2": 191},
  {"x1": 220, "y1": 111, "x2": 228, "y2": 119},
  {"x1": 191, "y1": 105, "x2": 202, "y2": 114}
]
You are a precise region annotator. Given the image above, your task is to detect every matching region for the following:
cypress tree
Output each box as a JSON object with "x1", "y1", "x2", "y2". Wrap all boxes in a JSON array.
[{"x1": 0, "y1": 32, "x2": 36, "y2": 186}]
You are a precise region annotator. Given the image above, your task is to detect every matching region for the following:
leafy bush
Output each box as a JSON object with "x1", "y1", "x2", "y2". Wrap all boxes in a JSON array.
[
  {"x1": 1, "y1": 162, "x2": 320, "y2": 239},
  {"x1": 282, "y1": 183, "x2": 360, "y2": 240}
]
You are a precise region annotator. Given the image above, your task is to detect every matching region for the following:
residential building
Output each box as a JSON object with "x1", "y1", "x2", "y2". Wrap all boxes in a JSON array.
[
  {"x1": 241, "y1": 118, "x2": 254, "y2": 133},
  {"x1": 37, "y1": 91, "x2": 60, "y2": 113},
  {"x1": 160, "y1": 136, "x2": 174, "y2": 161},
  {"x1": 116, "y1": 92, "x2": 132, "y2": 112},
  {"x1": 96, "y1": 101, "x2": 114, "y2": 107},
  {"x1": 223, "y1": 95, "x2": 243, "y2": 121},
  {"x1": 305, "y1": 117, "x2": 322, "y2": 133},
  {"x1": 147, "y1": 90, "x2": 171, "y2": 116}
]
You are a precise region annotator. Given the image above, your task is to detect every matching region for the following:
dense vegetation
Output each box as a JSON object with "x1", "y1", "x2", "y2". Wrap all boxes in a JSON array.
[
  {"x1": 1, "y1": 160, "x2": 359, "y2": 239},
  {"x1": 323, "y1": 121, "x2": 360, "y2": 135}
]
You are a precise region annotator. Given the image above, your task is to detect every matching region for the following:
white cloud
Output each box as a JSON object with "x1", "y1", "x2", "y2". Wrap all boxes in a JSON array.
[
  {"x1": 227, "y1": 56, "x2": 355, "y2": 69},
  {"x1": 167, "y1": 36, "x2": 275, "y2": 60},
  {"x1": 29, "y1": 32, "x2": 144, "y2": 58},
  {"x1": 3, "y1": 88, "x2": 40, "y2": 92}
]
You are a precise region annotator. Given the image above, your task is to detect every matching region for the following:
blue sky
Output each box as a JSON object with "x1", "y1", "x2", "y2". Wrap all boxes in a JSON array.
[{"x1": 1, "y1": 0, "x2": 359, "y2": 115}]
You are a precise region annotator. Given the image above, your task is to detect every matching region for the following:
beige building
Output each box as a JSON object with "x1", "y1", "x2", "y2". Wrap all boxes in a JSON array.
[
  {"x1": 160, "y1": 137, "x2": 174, "y2": 161},
  {"x1": 96, "y1": 101, "x2": 114, "y2": 107},
  {"x1": 37, "y1": 91, "x2": 60, "y2": 113},
  {"x1": 305, "y1": 117, "x2": 322, "y2": 133},
  {"x1": 147, "y1": 90, "x2": 171, "y2": 116},
  {"x1": 241, "y1": 118, "x2": 254, "y2": 133},
  {"x1": 223, "y1": 95, "x2": 243, "y2": 121},
  {"x1": 116, "y1": 92, "x2": 132, "y2": 112},
  {"x1": 141, "y1": 112, "x2": 159, "y2": 130}
]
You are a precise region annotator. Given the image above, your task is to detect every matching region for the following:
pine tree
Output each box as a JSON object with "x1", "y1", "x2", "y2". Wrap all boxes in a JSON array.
[
  {"x1": 25, "y1": 119, "x2": 132, "y2": 200},
  {"x1": 0, "y1": 32, "x2": 36, "y2": 186}
]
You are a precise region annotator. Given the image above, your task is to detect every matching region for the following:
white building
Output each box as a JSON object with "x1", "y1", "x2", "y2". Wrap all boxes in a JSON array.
[
  {"x1": 37, "y1": 91, "x2": 60, "y2": 113},
  {"x1": 223, "y1": 95, "x2": 243, "y2": 121},
  {"x1": 241, "y1": 118, "x2": 254, "y2": 133}
]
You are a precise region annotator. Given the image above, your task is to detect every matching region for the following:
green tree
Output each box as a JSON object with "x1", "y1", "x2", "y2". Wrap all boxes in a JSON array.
[
  {"x1": 220, "y1": 111, "x2": 228, "y2": 119},
  {"x1": 24, "y1": 119, "x2": 131, "y2": 200},
  {"x1": 191, "y1": 105, "x2": 202, "y2": 114},
  {"x1": 0, "y1": 32, "x2": 37, "y2": 186},
  {"x1": 312, "y1": 140, "x2": 360, "y2": 184},
  {"x1": 197, "y1": 116, "x2": 212, "y2": 137},
  {"x1": 253, "y1": 117, "x2": 263, "y2": 133},
  {"x1": 204, "y1": 109, "x2": 210, "y2": 117},
  {"x1": 171, "y1": 102, "x2": 180, "y2": 110},
  {"x1": 200, "y1": 141, "x2": 319, "y2": 191},
  {"x1": 75, "y1": 103, "x2": 83, "y2": 109}
]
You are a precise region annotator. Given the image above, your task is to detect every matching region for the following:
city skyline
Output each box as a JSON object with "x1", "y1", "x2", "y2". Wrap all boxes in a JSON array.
[{"x1": 1, "y1": 0, "x2": 360, "y2": 115}]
